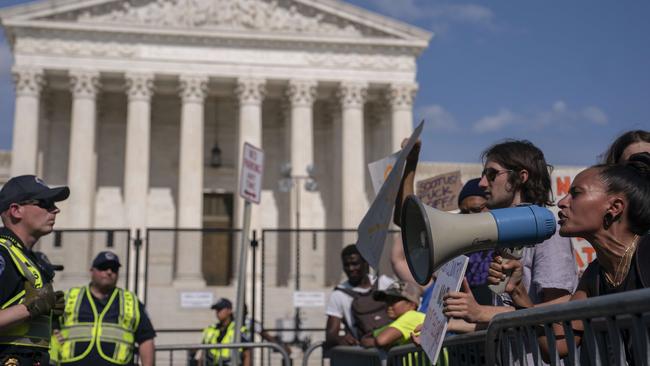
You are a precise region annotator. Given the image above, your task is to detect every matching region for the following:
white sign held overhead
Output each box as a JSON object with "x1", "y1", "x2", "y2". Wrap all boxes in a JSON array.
[
  {"x1": 420, "y1": 256, "x2": 469, "y2": 364},
  {"x1": 356, "y1": 120, "x2": 424, "y2": 270},
  {"x1": 368, "y1": 151, "x2": 400, "y2": 196},
  {"x1": 239, "y1": 142, "x2": 264, "y2": 204}
]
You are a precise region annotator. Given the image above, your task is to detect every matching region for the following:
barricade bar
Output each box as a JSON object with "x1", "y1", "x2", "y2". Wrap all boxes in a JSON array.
[
  {"x1": 156, "y1": 342, "x2": 291, "y2": 366},
  {"x1": 485, "y1": 287, "x2": 650, "y2": 365}
]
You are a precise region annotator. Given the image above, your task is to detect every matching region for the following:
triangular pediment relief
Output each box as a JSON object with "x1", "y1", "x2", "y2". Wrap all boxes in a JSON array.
[{"x1": 31, "y1": 0, "x2": 406, "y2": 39}]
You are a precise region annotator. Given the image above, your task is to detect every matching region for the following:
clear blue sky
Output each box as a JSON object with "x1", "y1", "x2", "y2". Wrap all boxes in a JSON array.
[{"x1": 1, "y1": 0, "x2": 648, "y2": 166}]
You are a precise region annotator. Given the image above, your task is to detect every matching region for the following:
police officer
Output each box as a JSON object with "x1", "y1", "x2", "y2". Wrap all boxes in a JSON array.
[
  {"x1": 0, "y1": 175, "x2": 68, "y2": 366},
  {"x1": 200, "y1": 299, "x2": 250, "y2": 366},
  {"x1": 51, "y1": 252, "x2": 155, "y2": 366}
]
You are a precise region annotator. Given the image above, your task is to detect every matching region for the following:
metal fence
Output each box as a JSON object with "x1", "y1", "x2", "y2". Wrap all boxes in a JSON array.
[
  {"x1": 155, "y1": 342, "x2": 291, "y2": 366},
  {"x1": 34, "y1": 228, "x2": 135, "y2": 292},
  {"x1": 486, "y1": 287, "x2": 650, "y2": 366}
]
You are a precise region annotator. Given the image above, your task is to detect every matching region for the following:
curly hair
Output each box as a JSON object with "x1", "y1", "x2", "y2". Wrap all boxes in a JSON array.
[
  {"x1": 601, "y1": 130, "x2": 650, "y2": 164},
  {"x1": 481, "y1": 139, "x2": 554, "y2": 207}
]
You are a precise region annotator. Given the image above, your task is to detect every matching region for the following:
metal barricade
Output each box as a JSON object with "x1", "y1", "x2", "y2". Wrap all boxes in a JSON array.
[
  {"x1": 485, "y1": 287, "x2": 650, "y2": 365},
  {"x1": 387, "y1": 344, "x2": 432, "y2": 366},
  {"x1": 444, "y1": 331, "x2": 487, "y2": 366},
  {"x1": 304, "y1": 344, "x2": 429, "y2": 366},
  {"x1": 301, "y1": 342, "x2": 325, "y2": 366},
  {"x1": 156, "y1": 342, "x2": 291, "y2": 366}
]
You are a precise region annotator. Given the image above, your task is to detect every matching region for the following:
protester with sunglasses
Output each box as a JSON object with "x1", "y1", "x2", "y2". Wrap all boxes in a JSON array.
[
  {"x1": 0, "y1": 175, "x2": 69, "y2": 366},
  {"x1": 50, "y1": 252, "x2": 156, "y2": 366},
  {"x1": 442, "y1": 140, "x2": 578, "y2": 331}
]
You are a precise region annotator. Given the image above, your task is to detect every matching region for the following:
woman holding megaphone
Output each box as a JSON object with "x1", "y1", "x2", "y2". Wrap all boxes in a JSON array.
[{"x1": 489, "y1": 152, "x2": 650, "y2": 361}]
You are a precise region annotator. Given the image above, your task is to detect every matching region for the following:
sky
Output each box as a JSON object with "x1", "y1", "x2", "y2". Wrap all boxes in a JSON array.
[{"x1": 1, "y1": 0, "x2": 649, "y2": 167}]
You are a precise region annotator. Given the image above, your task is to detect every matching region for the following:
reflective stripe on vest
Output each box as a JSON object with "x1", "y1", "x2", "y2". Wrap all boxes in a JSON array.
[
  {"x1": 202, "y1": 322, "x2": 248, "y2": 364},
  {"x1": 0, "y1": 238, "x2": 50, "y2": 348},
  {"x1": 57, "y1": 286, "x2": 140, "y2": 365}
]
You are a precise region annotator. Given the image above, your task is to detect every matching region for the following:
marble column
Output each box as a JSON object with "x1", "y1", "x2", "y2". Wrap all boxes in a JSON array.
[
  {"x1": 67, "y1": 70, "x2": 100, "y2": 228},
  {"x1": 234, "y1": 77, "x2": 266, "y2": 231},
  {"x1": 124, "y1": 73, "x2": 154, "y2": 231},
  {"x1": 65, "y1": 70, "x2": 100, "y2": 283},
  {"x1": 286, "y1": 79, "x2": 322, "y2": 228},
  {"x1": 388, "y1": 83, "x2": 417, "y2": 152},
  {"x1": 175, "y1": 75, "x2": 208, "y2": 287},
  {"x1": 10, "y1": 67, "x2": 44, "y2": 176},
  {"x1": 337, "y1": 81, "x2": 368, "y2": 229},
  {"x1": 286, "y1": 79, "x2": 325, "y2": 285}
]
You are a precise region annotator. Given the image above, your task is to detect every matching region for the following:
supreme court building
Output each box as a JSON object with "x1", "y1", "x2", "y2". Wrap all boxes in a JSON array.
[{"x1": 1, "y1": 0, "x2": 431, "y2": 347}]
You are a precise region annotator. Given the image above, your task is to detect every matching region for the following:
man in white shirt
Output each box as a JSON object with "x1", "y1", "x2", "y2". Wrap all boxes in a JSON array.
[{"x1": 325, "y1": 244, "x2": 394, "y2": 346}]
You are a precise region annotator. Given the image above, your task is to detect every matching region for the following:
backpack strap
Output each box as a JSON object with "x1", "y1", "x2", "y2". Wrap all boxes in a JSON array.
[{"x1": 333, "y1": 286, "x2": 360, "y2": 299}]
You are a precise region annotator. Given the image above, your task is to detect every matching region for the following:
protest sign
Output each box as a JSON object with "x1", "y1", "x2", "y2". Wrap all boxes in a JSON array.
[
  {"x1": 416, "y1": 171, "x2": 462, "y2": 212},
  {"x1": 420, "y1": 255, "x2": 469, "y2": 364},
  {"x1": 356, "y1": 121, "x2": 424, "y2": 270},
  {"x1": 368, "y1": 151, "x2": 400, "y2": 196}
]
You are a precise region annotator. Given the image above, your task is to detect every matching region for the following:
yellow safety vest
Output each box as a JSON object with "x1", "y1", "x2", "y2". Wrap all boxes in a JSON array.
[
  {"x1": 201, "y1": 321, "x2": 248, "y2": 365},
  {"x1": 55, "y1": 286, "x2": 140, "y2": 365},
  {"x1": 0, "y1": 237, "x2": 51, "y2": 348}
]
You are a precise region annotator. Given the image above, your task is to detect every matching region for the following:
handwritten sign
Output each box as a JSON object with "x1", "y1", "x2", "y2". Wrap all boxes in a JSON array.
[
  {"x1": 416, "y1": 171, "x2": 462, "y2": 212},
  {"x1": 420, "y1": 256, "x2": 469, "y2": 364},
  {"x1": 356, "y1": 121, "x2": 424, "y2": 270},
  {"x1": 239, "y1": 143, "x2": 264, "y2": 204},
  {"x1": 368, "y1": 151, "x2": 400, "y2": 196}
]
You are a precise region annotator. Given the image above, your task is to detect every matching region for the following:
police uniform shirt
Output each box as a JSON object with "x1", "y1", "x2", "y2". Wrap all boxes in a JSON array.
[
  {"x1": 60, "y1": 290, "x2": 156, "y2": 366},
  {"x1": 0, "y1": 227, "x2": 51, "y2": 359}
]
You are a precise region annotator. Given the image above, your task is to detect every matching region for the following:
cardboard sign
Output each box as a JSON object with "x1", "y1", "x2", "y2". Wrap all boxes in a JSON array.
[
  {"x1": 420, "y1": 256, "x2": 469, "y2": 364},
  {"x1": 368, "y1": 151, "x2": 400, "y2": 196},
  {"x1": 416, "y1": 171, "x2": 462, "y2": 212},
  {"x1": 239, "y1": 143, "x2": 264, "y2": 204},
  {"x1": 356, "y1": 121, "x2": 424, "y2": 269}
]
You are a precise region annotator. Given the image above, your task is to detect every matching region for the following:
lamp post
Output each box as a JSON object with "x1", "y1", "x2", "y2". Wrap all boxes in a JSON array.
[{"x1": 278, "y1": 163, "x2": 318, "y2": 345}]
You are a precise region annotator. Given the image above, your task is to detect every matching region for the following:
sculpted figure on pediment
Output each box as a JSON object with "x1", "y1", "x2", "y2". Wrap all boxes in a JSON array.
[{"x1": 75, "y1": 0, "x2": 362, "y2": 36}]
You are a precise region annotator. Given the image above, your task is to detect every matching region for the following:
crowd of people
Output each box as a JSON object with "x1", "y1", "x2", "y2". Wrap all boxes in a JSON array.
[
  {"x1": 323, "y1": 129, "x2": 650, "y2": 363},
  {"x1": 0, "y1": 129, "x2": 648, "y2": 365}
]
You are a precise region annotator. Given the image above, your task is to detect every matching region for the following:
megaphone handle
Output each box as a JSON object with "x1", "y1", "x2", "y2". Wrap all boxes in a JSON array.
[
  {"x1": 488, "y1": 248, "x2": 523, "y2": 294},
  {"x1": 488, "y1": 258, "x2": 515, "y2": 294}
]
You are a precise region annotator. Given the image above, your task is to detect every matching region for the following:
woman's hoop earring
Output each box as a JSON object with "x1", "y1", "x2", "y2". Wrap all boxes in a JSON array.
[{"x1": 603, "y1": 212, "x2": 614, "y2": 230}]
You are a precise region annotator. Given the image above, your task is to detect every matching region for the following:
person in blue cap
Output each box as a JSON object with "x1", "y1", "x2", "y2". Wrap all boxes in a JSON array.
[
  {"x1": 200, "y1": 298, "x2": 250, "y2": 366},
  {"x1": 0, "y1": 175, "x2": 68, "y2": 366},
  {"x1": 50, "y1": 251, "x2": 156, "y2": 366}
]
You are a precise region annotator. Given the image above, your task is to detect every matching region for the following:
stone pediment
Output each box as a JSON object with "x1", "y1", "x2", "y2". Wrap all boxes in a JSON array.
[{"x1": 4, "y1": 0, "x2": 431, "y2": 42}]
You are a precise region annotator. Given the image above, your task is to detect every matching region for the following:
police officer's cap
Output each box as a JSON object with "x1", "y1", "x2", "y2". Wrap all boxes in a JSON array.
[
  {"x1": 0, "y1": 175, "x2": 70, "y2": 213},
  {"x1": 92, "y1": 251, "x2": 122, "y2": 269},
  {"x1": 211, "y1": 298, "x2": 232, "y2": 311}
]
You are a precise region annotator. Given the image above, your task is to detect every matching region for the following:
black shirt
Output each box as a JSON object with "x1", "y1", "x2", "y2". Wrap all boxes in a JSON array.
[
  {"x1": 58, "y1": 287, "x2": 156, "y2": 366},
  {"x1": 0, "y1": 228, "x2": 54, "y2": 359}
]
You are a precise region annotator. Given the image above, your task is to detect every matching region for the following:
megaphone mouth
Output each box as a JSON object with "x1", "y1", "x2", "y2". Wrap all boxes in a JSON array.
[{"x1": 401, "y1": 195, "x2": 434, "y2": 286}]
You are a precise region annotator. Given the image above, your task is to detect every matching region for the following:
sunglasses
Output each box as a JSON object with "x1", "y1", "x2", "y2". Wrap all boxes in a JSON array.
[
  {"x1": 481, "y1": 167, "x2": 513, "y2": 182},
  {"x1": 95, "y1": 263, "x2": 120, "y2": 273},
  {"x1": 18, "y1": 199, "x2": 58, "y2": 211}
]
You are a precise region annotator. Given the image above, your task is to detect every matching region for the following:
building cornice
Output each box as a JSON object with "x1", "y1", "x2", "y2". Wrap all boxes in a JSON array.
[{"x1": 4, "y1": 19, "x2": 428, "y2": 53}]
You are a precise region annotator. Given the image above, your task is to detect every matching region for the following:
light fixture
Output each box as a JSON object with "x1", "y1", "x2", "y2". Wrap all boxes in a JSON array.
[{"x1": 210, "y1": 143, "x2": 222, "y2": 168}]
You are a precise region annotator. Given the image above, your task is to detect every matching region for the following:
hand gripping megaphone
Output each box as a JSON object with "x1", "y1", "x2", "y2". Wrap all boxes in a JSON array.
[{"x1": 401, "y1": 195, "x2": 556, "y2": 285}]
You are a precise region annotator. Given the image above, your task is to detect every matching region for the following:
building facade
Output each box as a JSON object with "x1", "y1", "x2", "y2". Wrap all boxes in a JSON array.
[{"x1": 1, "y1": 0, "x2": 431, "y2": 356}]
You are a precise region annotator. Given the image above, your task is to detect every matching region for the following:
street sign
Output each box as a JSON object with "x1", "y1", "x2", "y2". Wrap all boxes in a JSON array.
[{"x1": 239, "y1": 142, "x2": 264, "y2": 204}]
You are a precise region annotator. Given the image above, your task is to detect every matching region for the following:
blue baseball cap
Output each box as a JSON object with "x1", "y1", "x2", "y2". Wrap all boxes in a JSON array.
[{"x1": 92, "y1": 251, "x2": 121, "y2": 269}]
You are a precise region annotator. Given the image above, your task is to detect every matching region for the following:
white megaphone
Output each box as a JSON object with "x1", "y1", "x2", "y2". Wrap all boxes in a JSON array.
[{"x1": 401, "y1": 195, "x2": 556, "y2": 285}]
